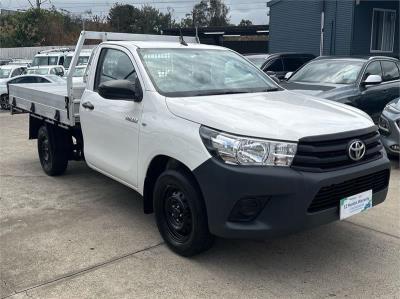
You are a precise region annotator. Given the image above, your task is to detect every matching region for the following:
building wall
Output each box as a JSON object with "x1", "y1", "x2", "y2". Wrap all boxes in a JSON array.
[
  {"x1": 322, "y1": 0, "x2": 355, "y2": 56},
  {"x1": 268, "y1": 0, "x2": 323, "y2": 55},
  {"x1": 352, "y1": 0, "x2": 399, "y2": 57}
]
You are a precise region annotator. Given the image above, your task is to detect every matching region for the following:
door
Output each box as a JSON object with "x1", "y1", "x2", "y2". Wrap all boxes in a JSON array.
[
  {"x1": 380, "y1": 60, "x2": 400, "y2": 102},
  {"x1": 80, "y1": 47, "x2": 143, "y2": 187},
  {"x1": 357, "y1": 61, "x2": 388, "y2": 122}
]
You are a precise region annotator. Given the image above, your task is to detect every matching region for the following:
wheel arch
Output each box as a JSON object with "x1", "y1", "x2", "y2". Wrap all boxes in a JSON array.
[{"x1": 142, "y1": 155, "x2": 203, "y2": 214}]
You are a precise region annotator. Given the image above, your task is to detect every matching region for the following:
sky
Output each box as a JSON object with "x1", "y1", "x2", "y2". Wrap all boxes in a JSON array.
[{"x1": 0, "y1": 0, "x2": 270, "y2": 25}]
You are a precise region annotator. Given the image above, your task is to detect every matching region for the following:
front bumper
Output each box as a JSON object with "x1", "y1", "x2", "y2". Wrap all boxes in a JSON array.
[{"x1": 193, "y1": 156, "x2": 391, "y2": 239}]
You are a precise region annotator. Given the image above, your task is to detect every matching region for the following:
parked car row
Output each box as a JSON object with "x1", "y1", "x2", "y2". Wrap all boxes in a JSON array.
[
  {"x1": 247, "y1": 52, "x2": 399, "y2": 157},
  {"x1": 0, "y1": 48, "x2": 92, "y2": 110}
]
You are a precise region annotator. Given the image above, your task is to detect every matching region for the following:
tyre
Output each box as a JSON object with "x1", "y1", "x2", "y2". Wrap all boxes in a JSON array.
[
  {"x1": 154, "y1": 169, "x2": 214, "y2": 257},
  {"x1": 37, "y1": 125, "x2": 70, "y2": 176},
  {"x1": 0, "y1": 94, "x2": 9, "y2": 110}
]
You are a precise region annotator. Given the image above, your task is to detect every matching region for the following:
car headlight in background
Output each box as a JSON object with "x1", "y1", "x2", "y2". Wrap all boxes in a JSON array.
[
  {"x1": 200, "y1": 126, "x2": 297, "y2": 166},
  {"x1": 378, "y1": 116, "x2": 390, "y2": 134}
]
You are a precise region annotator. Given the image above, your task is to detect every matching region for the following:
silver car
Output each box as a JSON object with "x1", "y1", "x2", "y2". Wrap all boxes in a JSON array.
[{"x1": 379, "y1": 98, "x2": 400, "y2": 157}]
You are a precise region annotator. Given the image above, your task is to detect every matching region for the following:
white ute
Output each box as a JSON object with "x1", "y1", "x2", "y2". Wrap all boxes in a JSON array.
[{"x1": 9, "y1": 31, "x2": 391, "y2": 256}]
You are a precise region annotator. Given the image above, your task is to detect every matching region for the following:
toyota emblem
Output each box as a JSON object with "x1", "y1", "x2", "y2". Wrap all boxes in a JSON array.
[{"x1": 348, "y1": 140, "x2": 366, "y2": 161}]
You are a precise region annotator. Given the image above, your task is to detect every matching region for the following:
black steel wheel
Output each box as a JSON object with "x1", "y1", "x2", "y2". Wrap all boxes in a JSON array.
[
  {"x1": 37, "y1": 125, "x2": 70, "y2": 176},
  {"x1": 154, "y1": 169, "x2": 214, "y2": 256},
  {"x1": 164, "y1": 186, "x2": 192, "y2": 243}
]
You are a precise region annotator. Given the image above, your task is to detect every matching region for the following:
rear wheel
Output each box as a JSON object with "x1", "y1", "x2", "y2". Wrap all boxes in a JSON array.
[
  {"x1": 0, "y1": 94, "x2": 9, "y2": 110},
  {"x1": 154, "y1": 169, "x2": 214, "y2": 257},
  {"x1": 37, "y1": 125, "x2": 70, "y2": 176}
]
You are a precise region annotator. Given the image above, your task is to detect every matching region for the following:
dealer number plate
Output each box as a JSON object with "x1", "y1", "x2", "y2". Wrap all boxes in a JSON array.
[{"x1": 340, "y1": 190, "x2": 372, "y2": 220}]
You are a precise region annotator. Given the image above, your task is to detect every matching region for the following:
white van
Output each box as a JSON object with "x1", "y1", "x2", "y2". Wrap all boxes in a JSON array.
[{"x1": 31, "y1": 48, "x2": 71, "y2": 67}]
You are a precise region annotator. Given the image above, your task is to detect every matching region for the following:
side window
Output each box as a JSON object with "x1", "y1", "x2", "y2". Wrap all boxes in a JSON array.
[
  {"x1": 59, "y1": 56, "x2": 64, "y2": 65},
  {"x1": 283, "y1": 57, "x2": 305, "y2": 72},
  {"x1": 48, "y1": 57, "x2": 58, "y2": 65},
  {"x1": 381, "y1": 61, "x2": 400, "y2": 81},
  {"x1": 37, "y1": 77, "x2": 50, "y2": 83},
  {"x1": 56, "y1": 67, "x2": 64, "y2": 76},
  {"x1": 362, "y1": 61, "x2": 382, "y2": 81},
  {"x1": 8, "y1": 78, "x2": 21, "y2": 84},
  {"x1": 12, "y1": 68, "x2": 25, "y2": 77},
  {"x1": 94, "y1": 48, "x2": 137, "y2": 91},
  {"x1": 264, "y1": 58, "x2": 283, "y2": 72},
  {"x1": 18, "y1": 77, "x2": 36, "y2": 83}
]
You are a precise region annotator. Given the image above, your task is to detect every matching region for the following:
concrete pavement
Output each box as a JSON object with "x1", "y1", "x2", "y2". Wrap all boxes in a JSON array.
[{"x1": 1, "y1": 112, "x2": 399, "y2": 299}]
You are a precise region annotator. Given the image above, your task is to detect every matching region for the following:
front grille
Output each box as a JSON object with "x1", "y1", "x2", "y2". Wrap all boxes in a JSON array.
[
  {"x1": 292, "y1": 128, "x2": 383, "y2": 172},
  {"x1": 308, "y1": 170, "x2": 390, "y2": 213}
]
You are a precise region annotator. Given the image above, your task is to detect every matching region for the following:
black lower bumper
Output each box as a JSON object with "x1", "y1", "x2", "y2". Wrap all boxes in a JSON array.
[{"x1": 193, "y1": 156, "x2": 391, "y2": 239}]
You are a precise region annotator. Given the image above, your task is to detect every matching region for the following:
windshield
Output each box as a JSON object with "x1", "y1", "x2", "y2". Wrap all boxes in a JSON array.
[
  {"x1": 73, "y1": 67, "x2": 86, "y2": 77},
  {"x1": 0, "y1": 68, "x2": 11, "y2": 78},
  {"x1": 247, "y1": 56, "x2": 269, "y2": 68},
  {"x1": 289, "y1": 60, "x2": 364, "y2": 84},
  {"x1": 138, "y1": 49, "x2": 277, "y2": 97},
  {"x1": 31, "y1": 56, "x2": 58, "y2": 67},
  {"x1": 63, "y1": 55, "x2": 90, "y2": 69},
  {"x1": 27, "y1": 68, "x2": 49, "y2": 75}
]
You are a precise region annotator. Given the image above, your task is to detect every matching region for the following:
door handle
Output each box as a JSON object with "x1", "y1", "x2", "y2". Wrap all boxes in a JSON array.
[{"x1": 82, "y1": 101, "x2": 94, "y2": 110}]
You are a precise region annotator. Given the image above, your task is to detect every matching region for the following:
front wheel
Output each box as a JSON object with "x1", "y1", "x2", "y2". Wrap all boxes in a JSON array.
[
  {"x1": 154, "y1": 169, "x2": 214, "y2": 257},
  {"x1": 37, "y1": 125, "x2": 70, "y2": 176}
]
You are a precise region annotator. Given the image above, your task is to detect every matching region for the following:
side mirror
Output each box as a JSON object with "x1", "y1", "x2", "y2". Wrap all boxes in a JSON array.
[
  {"x1": 98, "y1": 79, "x2": 143, "y2": 102},
  {"x1": 361, "y1": 74, "x2": 382, "y2": 86},
  {"x1": 284, "y1": 72, "x2": 293, "y2": 80},
  {"x1": 266, "y1": 71, "x2": 276, "y2": 76}
]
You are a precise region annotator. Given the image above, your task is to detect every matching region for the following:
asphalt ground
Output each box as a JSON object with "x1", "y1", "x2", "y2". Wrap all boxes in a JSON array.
[{"x1": 1, "y1": 111, "x2": 399, "y2": 299}]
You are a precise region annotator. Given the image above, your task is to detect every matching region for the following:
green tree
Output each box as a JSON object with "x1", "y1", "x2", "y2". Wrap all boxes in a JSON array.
[
  {"x1": 181, "y1": 0, "x2": 230, "y2": 27},
  {"x1": 238, "y1": 19, "x2": 253, "y2": 26},
  {"x1": 108, "y1": 4, "x2": 175, "y2": 34}
]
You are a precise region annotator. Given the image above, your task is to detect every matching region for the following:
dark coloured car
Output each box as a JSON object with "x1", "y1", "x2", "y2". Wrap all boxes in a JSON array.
[
  {"x1": 379, "y1": 98, "x2": 400, "y2": 157},
  {"x1": 245, "y1": 53, "x2": 315, "y2": 80},
  {"x1": 280, "y1": 56, "x2": 400, "y2": 122}
]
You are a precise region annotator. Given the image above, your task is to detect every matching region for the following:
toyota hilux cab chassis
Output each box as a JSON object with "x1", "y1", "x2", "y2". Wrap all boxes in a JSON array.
[{"x1": 9, "y1": 31, "x2": 391, "y2": 256}]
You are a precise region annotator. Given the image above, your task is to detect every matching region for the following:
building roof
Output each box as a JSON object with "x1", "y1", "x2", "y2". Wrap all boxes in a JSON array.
[{"x1": 163, "y1": 25, "x2": 269, "y2": 37}]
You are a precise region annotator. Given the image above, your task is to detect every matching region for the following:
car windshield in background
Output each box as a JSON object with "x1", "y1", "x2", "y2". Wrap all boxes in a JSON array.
[
  {"x1": 246, "y1": 56, "x2": 269, "y2": 68},
  {"x1": 31, "y1": 56, "x2": 58, "y2": 67},
  {"x1": 73, "y1": 67, "x2": 86, "y2": 77},
  {"x1": 138, "y1": 49, "x2": 277, "y2": 97},
  {"x1": 27, "y1": 68, "x2": 49, "y2": 75},
  {"x1": 289, "y1": 60, "x2": 364, "y2": 84},
  {"x1": 0, "y1": 68, "x2": 11, "y2": 78},
  {"x1": 63, "y1": 56, "x2": 90, "y2": 69}
]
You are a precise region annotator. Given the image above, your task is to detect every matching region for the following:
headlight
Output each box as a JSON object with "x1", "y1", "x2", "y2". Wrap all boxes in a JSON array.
[
  {"x1": 378, "y1": 116, "x2": 390, "y2": 134},
  {"x1": 384, "y1": 104, "x2": 400, "y2": 114},
  {"x1": 200, "y1": 126, "x2": 297, "y2": 166}
]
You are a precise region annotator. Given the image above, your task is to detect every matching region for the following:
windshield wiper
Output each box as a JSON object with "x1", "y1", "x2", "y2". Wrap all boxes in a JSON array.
[{"x1": 263, "y1": 87, "x2": 280, "y2": 92}]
